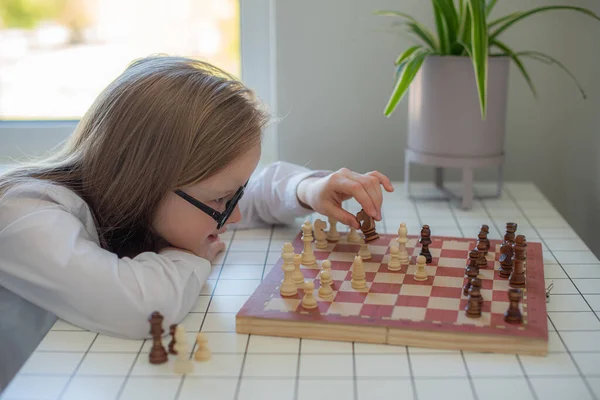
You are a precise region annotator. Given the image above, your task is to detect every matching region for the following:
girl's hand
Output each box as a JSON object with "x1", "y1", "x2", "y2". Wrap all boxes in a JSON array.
[
  {"x1": 160, "y1": 239, "x2": 226, "y2": 263},
  {"x1": 296, "y1": 168, "x2": 394, "y2": 229}
]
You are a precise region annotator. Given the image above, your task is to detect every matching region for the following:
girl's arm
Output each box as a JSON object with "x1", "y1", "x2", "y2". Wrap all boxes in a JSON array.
[
  {"x1": 231, "y1": 161, "x2": 330, "y2": 229},
  {"x1": 0, "y1": 191, "x2": 209, "y2": 339}
]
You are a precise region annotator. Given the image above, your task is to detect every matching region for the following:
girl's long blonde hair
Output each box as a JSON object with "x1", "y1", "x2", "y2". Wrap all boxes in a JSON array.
[{"x1": 0, "y1": 55, "x2": 269, "y2": 256}]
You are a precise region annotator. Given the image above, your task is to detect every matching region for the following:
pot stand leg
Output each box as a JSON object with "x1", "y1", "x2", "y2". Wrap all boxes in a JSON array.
[
  {"x1": 461, "y1": 168, "x2": 474, "y2": 210},
  {"x1": 435, "y1": 167, "x2": 443, "y2": 189},
  {"x1": 404, "y1": 156, "x2": 411, "y2": 198}
]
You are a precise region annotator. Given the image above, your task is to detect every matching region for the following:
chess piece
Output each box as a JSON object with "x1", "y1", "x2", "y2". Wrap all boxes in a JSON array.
[
  {"x1": 479, "y1": 224, "x2": 490, "y2": 254},
  {"x1": 148, "y1": 311, "x2": 168, "y2": 364},
  {"x1": 313, "y1": 219, "x2": 328, "y2": 249},
  {"x1": 301, "y1": 281, "x2": 318, "y2": 309},
  {"x1": 357, "y1": 209, "x2": 379, "y2": 242},
  {"x1": 351, "y1": 255, "x2": 367, "y2": 290},
  {"x1": 280, "y1": 243, "x2": 298, "y2": 296},
  {"x1": 358, "y1": 243, "x2": 371, "y2": 260},
  {"x1": 168, "y1": 323, "x2": 177, "y2": 355},
  {"x1": 419, "y1": 225, "x2": 433, "y2": 263},
  {"x1": 509, "y1": 235, "x2": 527, "y2": 288},
  {"x1": 173, "y1": 325, "x2": 193, "y2": 374},
  {"x1": 476, "y1": 240, "x2": 488, "y2": 269},
  {"x1": 504, "y1": 288, "x2": 523, "y2": 324},
  {"x1": 292, "y1": 253, "x2": 305, "y2": 286},
  {"x1": 301, "y1": 221, "x2": 317, "y2": 266},
  {"x1": 318, "y1": 269, "x2": 334, "y2": 300},
  {"x1": 413, "y1": 255, "x2": 428, "y2": 281},
  {"x1": 498, "y1": 222, "x2": 517, "y2": 278},
  {"x1": 465, "y1": 249, "x2": 479, "y2": 276},
  {"x1": 387, "y1": 245, "x2": 402, "y2": 271},
  {"x1": 327, "y1": 217, "x2": 340, "y2": 241},
  {"x1": 463, "y1": 264, "x2": 479, "y2": 296},
  {"x1": 347, "y1": 226, "x2": 361, "y2": 243},
  {"x1": 194, "y1": 333, "x2": 211, "y2": 361},
  {"x1": 397, "y1": 223, "x2": 410, "y2": 264},
  {"x1": 465, "y1": 278, "x2": 483, "y2": 318},
  {"x1": 321, "y1": 259, "x2": 332, "y2": 273}
]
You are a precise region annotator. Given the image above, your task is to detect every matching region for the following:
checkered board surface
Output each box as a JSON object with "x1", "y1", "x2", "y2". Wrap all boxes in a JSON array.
[{"x1": 236, "y1": 231, "x2": 548, "y2": 354}]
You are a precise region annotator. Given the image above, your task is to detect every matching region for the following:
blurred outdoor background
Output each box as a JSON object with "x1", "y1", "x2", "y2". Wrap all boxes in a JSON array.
[{"x1": 0, "y1": 0, "x2": 240, "y2": 119}]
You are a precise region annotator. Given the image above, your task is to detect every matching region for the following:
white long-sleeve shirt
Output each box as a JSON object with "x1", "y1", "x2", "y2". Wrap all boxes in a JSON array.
[{"x1": 0, "y1": 161, "x2": 329, "y2": 339}]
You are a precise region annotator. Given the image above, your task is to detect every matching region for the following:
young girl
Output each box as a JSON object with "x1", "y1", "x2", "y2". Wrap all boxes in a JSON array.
[{"x1": 0, "y1": 55, "x2": 394, "y2": 339}]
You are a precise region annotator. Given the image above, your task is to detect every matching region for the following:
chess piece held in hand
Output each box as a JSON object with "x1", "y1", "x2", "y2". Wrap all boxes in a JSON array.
[
  {"x1": 356, "y1": 209, "x2": 379, "y2": 242},
  {"x1": 148, "y1": 311, "x2": 168, "y2": 364}
]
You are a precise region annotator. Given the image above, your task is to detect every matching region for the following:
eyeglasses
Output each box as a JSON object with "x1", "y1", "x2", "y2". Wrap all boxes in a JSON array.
[{"x1": 174, "y1": 181, "x2": 247, "y2": 229}]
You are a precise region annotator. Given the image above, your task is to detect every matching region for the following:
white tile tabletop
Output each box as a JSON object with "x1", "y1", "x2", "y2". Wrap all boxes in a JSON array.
[{"x1": 2, "y1": 182, "x2": 599, "y2": 400}]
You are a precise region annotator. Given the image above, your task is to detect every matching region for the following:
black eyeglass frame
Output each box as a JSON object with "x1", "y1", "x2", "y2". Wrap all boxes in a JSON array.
[{"x1": 174, "y1": 181, "x2": 248, "y2": 229}]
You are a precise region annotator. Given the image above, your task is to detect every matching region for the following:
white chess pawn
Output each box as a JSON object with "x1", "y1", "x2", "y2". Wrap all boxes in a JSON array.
[
  {"x1": 314, "y1": 218, "x2": 328, "y2": 249},
  {"x1": 387, "y1": 245, "x2": 402, "y2": 271},
  {"x1": 321, "y1": 259, "x2": 332, "y2": 273},
  {"x1": 326, "y1": 217, "x2": 340, "y2": 241},
  {"x1": 302, "y1": 281, "x2": 318, "y2": 309},
  {"x1": 280, "y1": 244, "x2": 297, "y2": 296},
  {"x1": 397, "y1": 223, "x2": 410, "y2": 264},
  {"x1": 347, "y1": 226, "x2": 361, "y2": 243},
  {"x1": 351, "y1": 255, "x2": 367, "y2": 290},
  {"x1": 173, "y1": 325, "x2": 194, "y2": 374},
  {"x1": 414, "y1": 255, "x2": 428, "y2": 281},
  {"x1": 301, "y1": 221, "x2": 317, "y2": 266},
  {"x1": 194, "y1": 333, "x2": 211, "y2": 361},
  {"x1": 292, "y1": 253, "x2": 305, "y2": 286},
  {"x1": 318, "y1": 270, "x2": 334, "y2": 300},
  {"x1": 358, "y1": 243, "x2": 371, "y2": 260}
]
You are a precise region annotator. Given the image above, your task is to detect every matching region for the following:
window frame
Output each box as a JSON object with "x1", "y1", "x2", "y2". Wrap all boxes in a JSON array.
[{"x1": 0, "y1": 0, "x2": 278, "y2": 166}]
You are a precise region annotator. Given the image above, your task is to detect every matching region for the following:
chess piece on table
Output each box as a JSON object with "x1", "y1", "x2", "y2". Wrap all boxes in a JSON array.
[
  {"x1": 351, "y1": 255, "x2": 367, "y2": 290},
  {"x1": 504, "y1": 288, "x2": 524, "y2": 324},
  {"x1": 318, "y1": 269, "x2": 334, "y2": 300},
  {"x1": 327, "y1": 217, "x2": 340, "y2": 241},
  {"x1": 509, "y1": 235, "x2": 527, "y2": 288},
  {"x1": 194, "y1": 333, "x2": 211, "y2": 361},
  {"x1": 358, "y1": 243, "x2": 371, "y2": 260},
  {"x1": 465, "y1": 278, "x2": 483, "y2": 318},
  {"x1": 463, "y1": 264, "x2": 479, "y2": 296},
  {"x1": 347, "y1": 226, "x2": 361, "y2": 243},
  {"x1": 301, "y1": 281, "x2": 318, "y2": 309},
  {"x1": 168, "y1": 323, "x2": 177, "y2": 355},
  {"x1": 321, "y1": 259, "x2": 332, "y2": 273},
  {"x1": 301, "y1": 221, "x2": 317, "y2": 266},
  {"x1": 292, "y1": 253, "x2": 305, "y2": 286},
  {"x1": 397, "y1": 223, "x2": 410, "y2": 264},
  {"x1": 476, "y1": 240, "x2": 488, "y2": 269},
  {"x1": 414, "y1": 255, "x2": 428, "y2": 281},
  {"x1": 419, "y1": 225, "x2": 433, "y2": 263},
  {"x1": 498, "y1": 222, "x2": 517, "y2": 278},
  {"x1": 173, "y1": 325, "x2": 193, "y2": 374},
  {"x1": 280, "y1": 243, "x2": 298, "y2": 296},
  {"x1": 357, "y1": 209, "x2": 379, "y2": 242},
  {"x1": 148, "y1": 311, "x2": 168, "y2": 364},
  {"x1": 465, "y1": 249, "x2": 480, "y2": 276},
  {"x1": 313, "y1": 219, "x2": 328, "y2": 249},
  {"x1": 387, "y1": 245, "x2": 402, "y2": 271},
  {"x1": 479, "y1": 224, "x2": 490, "y2": 254}
]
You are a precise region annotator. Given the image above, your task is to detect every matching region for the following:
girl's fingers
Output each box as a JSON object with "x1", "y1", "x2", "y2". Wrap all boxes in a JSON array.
[
  {"x1": 345, "y1": 173, "x2": 384, "y2": 220},
  {"x1": 324, "y1": 201, "x2": 361, "y2": 229},
  {"x1": 336, "y1": 176, "x2": 378, "y2": 219},
  {"x1": 366, "y1": 171, "x2": 395, "y2": 193}
]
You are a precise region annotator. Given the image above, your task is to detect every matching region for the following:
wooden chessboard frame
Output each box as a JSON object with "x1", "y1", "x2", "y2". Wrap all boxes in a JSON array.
[{"x1": 236, "y1": 231, "x2": 549, "y2": 356}]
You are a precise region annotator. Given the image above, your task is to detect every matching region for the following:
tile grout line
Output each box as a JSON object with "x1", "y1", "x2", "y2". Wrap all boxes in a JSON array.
[
  {"x1": 459, "y1": 351, "x2": 479, "y2": 400},
  {"x1": 293, "y1": 339, "x2": 302, "y2": 400},
  {"x1": 515, "y1": 354, "x2": 540, "y2": 400},
  {"x1": 233, "y1": 335, "x2": 252, "y2": 400},
  {"x1": 501, "y1": 187, "x2": 600, "y2": 324},
  {"x1": 352, "y1": 342, "x2": 358, "y2": 400},
  {"x1": 57, "y1": 333, "x2": 99, "y2": 400},
  {"x1": 405, "y1": 346, "x2": 419, "y2": 400}
]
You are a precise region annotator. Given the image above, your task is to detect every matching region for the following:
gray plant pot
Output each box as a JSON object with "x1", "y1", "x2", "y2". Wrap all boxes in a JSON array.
[{"x1": 404, "y1": 55, "x2": 510, "y2": 209}]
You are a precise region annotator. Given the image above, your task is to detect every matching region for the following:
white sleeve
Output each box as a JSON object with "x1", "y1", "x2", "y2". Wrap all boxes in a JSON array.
[
  {"x1": 0, "y1": 207, "x2": 211, "y2": 340},
  {"x1": 231, "y1": 161, "x2": 331, "y2": 229}
]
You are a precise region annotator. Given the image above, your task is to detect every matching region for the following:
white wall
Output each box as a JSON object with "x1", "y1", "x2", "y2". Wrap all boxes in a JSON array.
[{"x1": 273, "y1": 0, "x2": 600, "y2": 256}]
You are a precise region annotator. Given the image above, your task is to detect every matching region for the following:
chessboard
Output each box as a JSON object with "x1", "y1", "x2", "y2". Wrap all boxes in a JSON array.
[{"x1": 236, "y1": 219, "x2": 549, "y2": 356}]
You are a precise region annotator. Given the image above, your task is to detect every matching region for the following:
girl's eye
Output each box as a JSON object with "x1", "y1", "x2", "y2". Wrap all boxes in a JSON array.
[{"x1": 214, "y1": 197, "x2": 226, "y2": 204}]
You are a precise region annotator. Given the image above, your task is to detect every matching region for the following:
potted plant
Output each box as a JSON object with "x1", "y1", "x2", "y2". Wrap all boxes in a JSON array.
[{"x1": 375, "y1": 1, "x2": 599, "y2": 207}]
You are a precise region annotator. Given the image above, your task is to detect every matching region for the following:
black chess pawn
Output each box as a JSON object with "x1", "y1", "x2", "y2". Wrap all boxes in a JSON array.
[
  {"x1": 465, "y1": 278, "x2": 483, "y2": 318},
  {"x1": 498, "y1": 224, "x2": 517, "y2": 278},
  {"x1": 476, "y1": 240, "x2": 488, "y2": 269},
  {"x1": 465, "y1": 249, "x2": 479, "y2": 275},
  {"x1": 479, "y1": 224, "x2": 490, "y2": 254},
  {"x1": 148, "y1": 311, "x2": 168, "y2": 364},
  {"x1": 168, "y1": 323, "x2": 177, "y2": 355},
  {"x1": 509, "y1": 235, "x2": 527, "y2": 288},
  {"x1": 504, "y1": 288, "x2": 523, "y2": 324},
  {"x1": 463, "y1": 265, "x2": 479, "y2": 296},
  {"x1": 419, "y1": 224, "x2": 433, "y2": 263}
]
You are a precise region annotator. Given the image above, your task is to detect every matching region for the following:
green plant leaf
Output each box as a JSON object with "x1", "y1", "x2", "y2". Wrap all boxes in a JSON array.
[
  {"x1": 458, "y1": 0, "x2": 472, "y2": 55},
  {"x1": 491, "y1": 39, "x2": 537, "y2": 98},
  {"x1": 374, "y1": 10, "x2": 439, "y2": 50},
  {"x1": 468, "y1": 0, "x2": 488, "y2": 119},
  {"x1": 395, "y1": 45, "x2": 423, "y2": 65},
  {"x1": 516, "y1": 51, "x2": 587, "y2": 99},
  {"x1": 433, "y1": 0, "x2": 460, "y2": 44},
  {"x1": 432, "y1": 1, "x2": 450, "y2": 53},
  {"x1": 486, "y1": 0, "x2": 498, "y2": 17},
  {"x1": 384, "y1": 50, "x2": 430, "y2": 116},
  {"x1": 490, "y1": 6, "x2": 600, "y2": 41}
]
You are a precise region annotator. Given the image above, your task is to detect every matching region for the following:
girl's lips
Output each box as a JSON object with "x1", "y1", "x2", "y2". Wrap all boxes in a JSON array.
[{"x1": 207, "y1": 234, "x2": 219, "y2": 242}]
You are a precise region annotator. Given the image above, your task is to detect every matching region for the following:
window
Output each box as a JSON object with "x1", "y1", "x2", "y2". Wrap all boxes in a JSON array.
[{"x1": 0, "y1": 0, "x2": 277, "y2": 163}]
